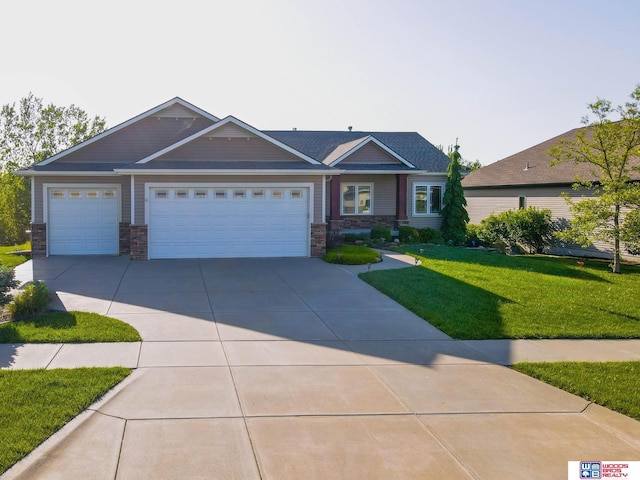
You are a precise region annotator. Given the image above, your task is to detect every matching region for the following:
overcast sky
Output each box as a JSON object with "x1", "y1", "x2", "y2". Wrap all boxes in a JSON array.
[{"x1": 2, "y1": 0, "x2": 639, "y2": 164}]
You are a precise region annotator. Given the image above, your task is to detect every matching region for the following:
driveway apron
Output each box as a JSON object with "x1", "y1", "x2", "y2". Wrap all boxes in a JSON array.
[{"x1": 2, "y1": 256, "x2": 640, "y2": 480}]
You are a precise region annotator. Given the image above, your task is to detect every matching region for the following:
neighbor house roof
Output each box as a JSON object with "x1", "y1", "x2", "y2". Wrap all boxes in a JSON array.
[{"x1": 463, "y1": 127, "x2": 640, "y2": 188}]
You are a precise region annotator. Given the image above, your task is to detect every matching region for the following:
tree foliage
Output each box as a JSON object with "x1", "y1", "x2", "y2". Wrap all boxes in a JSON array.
[
  {"x1": 0, "y1": 94, "x2": 106, "y2": 245},
  {"x1": 549, "y1": 85, "x2": 640, "y2": 273},
  {"x1": 440, "y1": 144, "x2": 469, "y2": 245},
  {"x1": 0, "y1": 172, "x2": 31, "y2": 245},
  {"x1": 0, "y1": 93, "x2": 107, "y2": 171}
]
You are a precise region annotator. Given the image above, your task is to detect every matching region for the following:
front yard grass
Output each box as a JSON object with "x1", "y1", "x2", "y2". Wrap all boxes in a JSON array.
[
  {"x1": 513, "y1": 362, "x2": 640, "y2": 421},
  {"x1": 0, "y1": 367, "x2": 131, "y2": 475},
  {"x1": 360, "y1": 245, "x2": 640, "y2": 339},
  {"x1": 0, "y1": 311, "x2": 141, "y2": 343},
  {"x1": 324, "y1": 245, "x2": 382, "y2": 265},
  {"x1": 0, "y1": 242, "x2": 31, "y2": 269}
]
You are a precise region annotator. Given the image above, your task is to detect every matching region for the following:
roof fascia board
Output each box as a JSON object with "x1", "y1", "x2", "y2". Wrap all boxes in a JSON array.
[
  {"x1": 15, "y1": 170, "x2": 119, "y2": 177},
  {"x1": 37, "y1": 97, "x2": 220, "y2": 166},
  {"x1": 341, "y1": 169, "x2": 426, "y2": 174},
  {"x1": 136, "y1": 116, "x2": 321, "y2": 165},
  {"x1": 329, "y1": 136, "x2": 415, "y2": 168},
  {"x1": 114, "y1": 168, "x2": 340, "y2": 175}
]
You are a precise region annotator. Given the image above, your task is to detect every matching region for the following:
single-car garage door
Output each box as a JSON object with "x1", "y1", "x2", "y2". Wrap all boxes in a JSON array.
[
  {"x1": 148, "y1": 186, "x2": 310, "y2": 259},
  {"x1": 48, "y1": 186, "x2": 120, "y2": 255}
]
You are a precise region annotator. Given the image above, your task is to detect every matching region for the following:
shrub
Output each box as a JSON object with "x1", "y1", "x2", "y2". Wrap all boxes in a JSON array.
[
  {"x1": 370, "y1": 226, "x2": 392, "y2": 242},
  {"x1": 478, "y1": 208, "x2": 554, "y2": 253},
  {"x1": 323, "y1": 245, "x2": 382, "y2": 265},
  {"x1": 7, "y1": 281, "x2": 49, "y2": 320},
  {"x1": 398, "y1": 226, "x2": 421, "y2": 243},
  {"x1": 343, "y1": 232, "x2": 371, "y2": 243},
  {"x1": 465, "y1": 224, "x2": 483, "y2": 247},
  {"x1": 418, "y1": 228, "x2": 444, "y2": 244},
  {"x1": 0, "y1": 266, "x2": 18, "y2": 306},
  {"x1": 622, "y1": 209, "x2": 640, "y2": 255}
]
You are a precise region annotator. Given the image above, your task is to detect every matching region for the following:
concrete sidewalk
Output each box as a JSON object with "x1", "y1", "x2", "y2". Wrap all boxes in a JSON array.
[{"x1": 2, "y1": 255, "x2": 640, "y2": 480}]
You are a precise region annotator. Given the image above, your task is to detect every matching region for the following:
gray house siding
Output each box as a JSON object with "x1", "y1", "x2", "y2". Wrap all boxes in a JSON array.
[
  {"x1": 33, "y1": 175, "x2": 131, "y2": 224},
  {"x1": 339, "y1": 142, "x2": 404, "y2": 165}
]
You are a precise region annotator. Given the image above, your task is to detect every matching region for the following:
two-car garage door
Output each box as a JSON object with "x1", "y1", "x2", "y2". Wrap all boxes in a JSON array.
[{"x1": 147, "y1": 186, "x2": 310, "y2": 259}]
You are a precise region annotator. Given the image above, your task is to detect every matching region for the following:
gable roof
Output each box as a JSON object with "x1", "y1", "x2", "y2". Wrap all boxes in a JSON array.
[
  {"x1": 135, "y1": 116, "x2": 321, "y2": 166},
  {"x1": 462, "y1": 127, "x2": 640, "y2": 188},
  {"x1": 322, "y1": 135, "x2": 415, "y2": 168},
  {"x1": 36, "y1": 98, "x2": 220, "y2": 167},
  {"x1": 266, "y1": 131, "x2": 449, "y2": 172}
]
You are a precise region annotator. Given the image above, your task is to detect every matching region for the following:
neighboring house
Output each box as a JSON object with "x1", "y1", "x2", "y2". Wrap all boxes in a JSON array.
[
  {"x1": 462, "y1": 127, "x2": 640, "y2": 259},
  {"x1": 18, "y1": 97, "x2": 449, "y2": 260}
]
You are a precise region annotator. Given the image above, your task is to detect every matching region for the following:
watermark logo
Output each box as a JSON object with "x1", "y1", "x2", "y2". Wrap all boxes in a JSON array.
[{"x1": 568, "y1": 461, "x2": 639, "y2": 479}]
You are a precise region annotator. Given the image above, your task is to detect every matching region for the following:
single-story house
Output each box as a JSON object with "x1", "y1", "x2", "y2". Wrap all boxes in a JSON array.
[
  {"x1": 462, "y1": 127, "x2": 640, "y2": 259},
  {"x1": 18, "y1": 97, "x2": 450, "y2": 260}
]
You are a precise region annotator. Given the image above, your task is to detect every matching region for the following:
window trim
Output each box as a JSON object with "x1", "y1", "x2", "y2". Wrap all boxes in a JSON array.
[
  {"x1": 412, "y1": 182, "x2": 445, "y2": 216},
  {"x1": 340, "y1": 183, "x2": 373, "y2": 216}
]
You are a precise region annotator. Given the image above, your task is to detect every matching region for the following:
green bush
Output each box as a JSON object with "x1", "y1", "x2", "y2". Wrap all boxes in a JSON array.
[
  {"x1": 465, "y1": 224, "x2": 483, "y2": 247},
  {"x1": 7, "y1": 281, "x2": 49, "y2": 320},
  {"x1": 323, "y1": 245, "x2": 382, "y2": 265},
  {"x1": 622, "y1": 209, "x2": 640, "y2": 255},
  {"x1": 370, "y1": 226, "x2": 392, "y2": 242},
  {"x1": 418, "y1": 228, "x2": 444, "y2": 244},
  {"x1": 478, "y1": 208, "x2": 554, "y2": 253},
  {"x1": 398, "y1": 226, "x2": 421, "y2": 243},
  {"x1": 343, "y1": 232, "x2": 371, "y2": 243},
  {"x1": 0, "y1": 266, "x2": 18, "y2": 306}
]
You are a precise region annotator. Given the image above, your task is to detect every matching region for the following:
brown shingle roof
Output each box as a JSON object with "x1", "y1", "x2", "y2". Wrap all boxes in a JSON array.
[{"x1": 462, "y1": 127, "x2": 640, "y2": 188}]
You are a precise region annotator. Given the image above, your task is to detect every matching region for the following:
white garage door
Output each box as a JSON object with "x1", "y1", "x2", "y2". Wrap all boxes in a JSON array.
[
  {"x1": 48, "y1": 187, "x2": 120, "y2": 255},
  {"x1": 148, "y1": 186, "x2": 310, "y2": 259}
]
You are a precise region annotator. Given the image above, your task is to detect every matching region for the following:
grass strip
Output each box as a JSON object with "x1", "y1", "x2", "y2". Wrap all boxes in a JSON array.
[
  {"x1": 0, "y1": 311, "x2": 141, "y2": 343},
  {"x1": 0, "y1": 367, "x2": 131, "y2": 474},
  {"x1": 514, "y1": 361, "x2": 640, "y2": 421}
]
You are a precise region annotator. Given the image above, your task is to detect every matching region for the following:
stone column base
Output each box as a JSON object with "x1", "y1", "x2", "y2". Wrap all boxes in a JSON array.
[
  {"x1": 30, "y1": 223, "x2": 47, "y2": 256},
  {"x1": 130, "y1": 225, "x2": 148, "y2": 260},
  {"x1": 310, "y1": 223, "x2": 327, "y2": 257},
  {"x1": 119, "y1": 223, "x2": 131, "y2": 255}
]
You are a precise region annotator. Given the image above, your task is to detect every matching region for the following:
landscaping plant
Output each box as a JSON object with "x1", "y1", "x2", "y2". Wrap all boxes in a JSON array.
[
  {"x1": 440, "y1": 143, "x2": 469, "y2": 245},
  {"x1": 0, "y1": 265, "x2": 18, "y2": 306},
  {"x1": 7, "y1": 281, "x2": 49, "y2": 320},
  {"x1": 370, "y1": 226, "x2": 392, "y2": 243}
]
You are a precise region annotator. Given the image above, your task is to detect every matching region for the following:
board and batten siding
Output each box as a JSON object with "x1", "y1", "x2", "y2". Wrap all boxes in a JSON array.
[
  {"x1": 338, "y1": 174, "x2": 396, "y2": 216},
  {"x1": 407, "y1": 175, "x2": 447, "y2": 229},
  {"x1": 132, "y1": 175, "x2": 325, "y2": 225},
  {"x1": 340, "y1": 142, "x2": 404, "y2": 165},
  {"x1": 33, "y1": 176, "x2": 130, "y2": 224}
]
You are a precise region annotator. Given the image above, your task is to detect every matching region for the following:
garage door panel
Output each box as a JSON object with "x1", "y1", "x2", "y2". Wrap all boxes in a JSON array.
[
  {"x1": 148, "y1": 186, "x2": 309, "y2": 259},
  {"x1": 48, "y1": 187, "x2": 119, "y2": 255}
]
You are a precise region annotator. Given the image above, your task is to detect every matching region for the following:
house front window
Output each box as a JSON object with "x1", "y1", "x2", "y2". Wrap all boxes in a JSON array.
[
  {"x1": 413, "y1": 183, "x2": 444, "y2": 215},
  {"x1": 341, "y1": 184, "x2": 372, "y2": 215}
]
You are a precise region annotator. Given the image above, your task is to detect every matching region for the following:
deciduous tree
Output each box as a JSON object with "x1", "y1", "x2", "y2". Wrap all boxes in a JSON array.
[{"x1": 549, "y1": 86, "x2": 640, "y2": 273}]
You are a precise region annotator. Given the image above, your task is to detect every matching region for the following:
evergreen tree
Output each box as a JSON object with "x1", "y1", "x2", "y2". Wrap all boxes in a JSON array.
[{"x1": 441, "y1": 143, "x2": 470, "y2": 245}]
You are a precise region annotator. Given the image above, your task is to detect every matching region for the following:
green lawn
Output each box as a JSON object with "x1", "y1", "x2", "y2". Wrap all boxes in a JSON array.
[
  {"x1": 0, "y1": 242, "x2": 30, "y2": 269},
  {"x1": 514, "y1": 362, "x2": 640, "y2": 421},
  {"x1": 360, "y1": 245, "x2": 640, "y2": 339},
  {"x1": 0, "y1": 367, "x2": 131, "y2": 475},
  {"x1": 324, "y1": 245, "x2": 382, "y2": 265},
  {"x1": 0, "y1": 311, "x2": 141, "y2": 343}
]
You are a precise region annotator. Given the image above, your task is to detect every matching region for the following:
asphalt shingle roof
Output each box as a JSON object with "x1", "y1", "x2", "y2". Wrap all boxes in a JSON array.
[
  {"x1": 462, "y1": 127, "x2": 640, "y2": 188},
  {"x1": 265, "y1": 131, "x2": 450, "y2": 172}
]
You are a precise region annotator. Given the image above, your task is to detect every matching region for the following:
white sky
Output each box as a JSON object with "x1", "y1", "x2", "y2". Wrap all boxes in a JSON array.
[{"x1": 2, "y1": 0, "x2": 639, "y2": 164}]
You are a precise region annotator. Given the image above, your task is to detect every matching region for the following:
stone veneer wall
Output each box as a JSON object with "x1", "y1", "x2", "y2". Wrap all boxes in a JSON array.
[
  {"x1": 310, "y1": 223, "x2": 327, "y2": 257},
  {"x1": 330, "y1": 215, "x2": 397, "y2": 230},
  {"x1": 130, "y1": 225, "x2": 148, "y2": 260},
  {"x1": 30, "y1": 223, "x2": 47, "y2": 256},
  {"x1": 119, "y1": 223, "x2": 131, "y2": 256}
]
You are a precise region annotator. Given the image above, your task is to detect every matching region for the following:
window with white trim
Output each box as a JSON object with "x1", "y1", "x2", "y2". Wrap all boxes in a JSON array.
[
  {"x1": 214, "y1": 189, "x2": 227, "y2": 199},
  {"x1": 175, "y1": 189, "x2": 189, "y2": 199},
  {"x1": 195, "y1": 189, "x2": 208, "y2": 199},
  {"x1": 341, "y1": 184, "x2": 372, "y2": 215},
  {"x1": 290, "y1": 189, "x2": 303, "y2": 199},
  {"x1": 413, "y1": 183, "x2": 444, "y2": 215},
  {"x1": 154, "y1": 190, "x2": 169, "y2": 199}
]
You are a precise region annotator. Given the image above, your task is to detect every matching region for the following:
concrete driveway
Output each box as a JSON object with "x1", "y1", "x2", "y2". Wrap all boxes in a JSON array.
[{"x1": 3, "y1": 256, "x2": 640, "y2": 479}]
